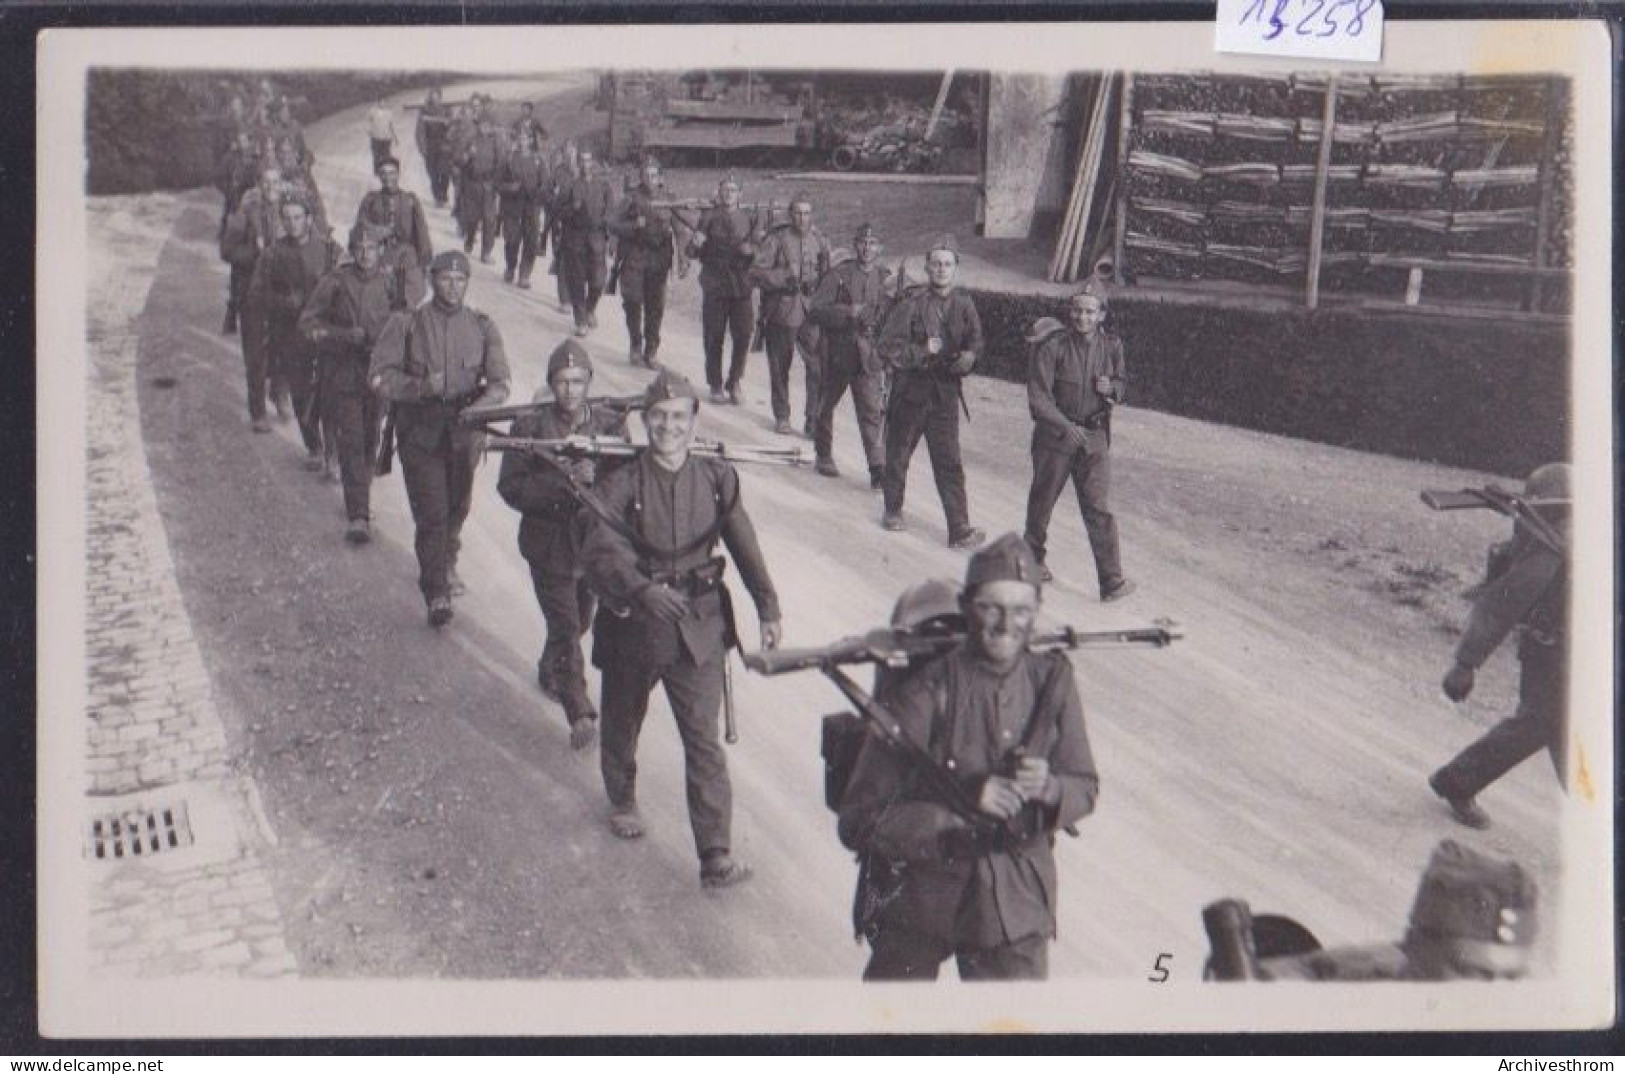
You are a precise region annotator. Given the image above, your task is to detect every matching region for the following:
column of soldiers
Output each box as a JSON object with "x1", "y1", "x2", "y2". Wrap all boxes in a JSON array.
[{"x1": 206, "y1": 89, "x2": 1568, "y2": 980}]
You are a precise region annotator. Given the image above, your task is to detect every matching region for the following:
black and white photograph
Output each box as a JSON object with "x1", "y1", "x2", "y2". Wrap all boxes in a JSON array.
[{"x1": 34, "y1": 19, "x2": 1614, "y2": 1037}]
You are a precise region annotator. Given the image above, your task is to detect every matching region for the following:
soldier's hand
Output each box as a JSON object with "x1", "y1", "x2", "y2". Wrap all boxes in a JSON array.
[
  {"x1": 638, "y1": 583, "x2": 689, "y2": 624},
  {"x1": 1094, "y1": 374, "x2": 1114, "y2": 397},
  {"x1": 1061, "y1": 424, "x2": 1088, "y2": 451},
  {"x1": 948, "y1": 350, "x2": 977, "y2": 376},
  {"x1": 1014, "y1": 757, "x2": 1059, "y2": 806},
  {"x1": 977, "y1": 776, "x2": 1025, "y2": 821},
  {"x1": 678, "y1": 262, "x2": 691, "y2": 280},
  {"x1": 1442, "y1": 663, "x2": 1475, "y2": 703},
  {"x1": 760, "y1": 619, "x2": 783, "y2": 651},
  {"x1": 926, "y1": 336, "x2": 943, "y2": 356},
  {"x1": 690, "y1": 230, "x2": 707, "y2": 248}
]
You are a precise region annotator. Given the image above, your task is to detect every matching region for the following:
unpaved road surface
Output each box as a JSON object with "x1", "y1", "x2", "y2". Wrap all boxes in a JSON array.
[{"x1": 108, "y1": 77, "x2": 1565, "y2": 981}]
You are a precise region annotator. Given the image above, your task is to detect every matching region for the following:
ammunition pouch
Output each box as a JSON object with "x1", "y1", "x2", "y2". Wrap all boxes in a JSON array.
[
  {"x1": 940, "y1": 818, "x2": 1042, "y2": 862},
  {"x1": 645, "y1": 555, "x2": 727, "y2": 599}
]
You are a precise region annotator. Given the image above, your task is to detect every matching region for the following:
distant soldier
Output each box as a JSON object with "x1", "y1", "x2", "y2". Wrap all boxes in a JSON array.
[
  {"x1": 298, "y1": 224, "x2": 399, "y2": 543},
  {"x1": 229, "y1": 167, "x2": 286, "y2": 432},
  {"x1": 274, "y1": 138, "x2": 329, "y2": 237},
  {"x1": 254, "y1": 197, "x2": 342, "y2": 469},
  {"x1": 496, "y1": 342, "x2": 628, "y2": 749},
  {"x1": 366, "y1": 102, "x2": 399, "y2": 171},
  {"x1": 369, "y1": 250, "x2": 511, "y2": 626},
  {"x1": 353, "y1": 156, "x2": 433, "y2": 288},
  {"x1": 511, "y1": 101, "x2": 545, "y2": 149},
  {"x1": 582, "y1": 371, "x2": 783, "y2": 888},
  {"x1": 838, "y1": 534, "x2": 1099, "y2": 980},
  {"x1": 1428, "y1": 463, "x2": 1570, "y2": 830},
  {"x1": 414, "y1": 87, "x2": 453, "y2": 207},
  {"x1": 751, "y1": 192, "x2": 831, "y2": 437},
  {"x1": 444, "y1": 104, "x2": 477, "y2": 226},
  {"x1": 457, "y1": 115, "x2": 504, "y2": 264},
  {"x1": 609, "y1": 157, "x2": 686, "y2": 369},
  {"x1": 1022, "y1": 288, "x2": 1134, "y2": 601},
  {"x1": 807, "y1": 221, "x2": 890, "y2": 488},
  {"x1": 553, "y1": 147, "x2": 615, "y2": 338},
  {"x1": 685, "y1": 176, "x2": 763, "y2": 405},
  {"x1": 267, "y1": 98, "x2": 312, "y2": 170},
  {"x1": 876, "y1": 234, "x2": 985, "y2": 550},
  {"x1": 496, "y1": 131, "x2": 551, "y2": 290},
  {"x1": 215, "y1": 131, "x2": 266, "y2": 336}
]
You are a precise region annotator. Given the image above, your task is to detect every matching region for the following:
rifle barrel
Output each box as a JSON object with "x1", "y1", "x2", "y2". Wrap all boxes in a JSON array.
[
  {"x1": 1421, "y1": 489, "x2": 1497, "y2": 512},
  {"x1": 743, "y1": 622, "x2": 1182, "y2": 676}
]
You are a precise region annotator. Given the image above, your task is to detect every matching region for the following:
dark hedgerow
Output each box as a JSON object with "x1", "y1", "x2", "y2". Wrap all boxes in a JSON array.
[{"x1": 966, "y1": 288, "x2": 1568, "y2": 478}]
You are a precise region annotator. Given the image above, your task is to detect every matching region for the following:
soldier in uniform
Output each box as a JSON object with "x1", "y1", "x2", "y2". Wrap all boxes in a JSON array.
[
  {"x1": 553, "y1": 147, "x2": 615, "y2": 338},
  {"x1": 582, "y1": 371, "x2": 784, "y2": 888},
  {"x1": 838, "y1": 533, "x2": 1099, "y2": 980},
  {"x1": 229, "y1": 167, "x2": 285, "y2": 432},
  {"x1": 369, "y1": 250, "x2": 511, "y2": 627},
  {"x1": 274, "y1": 137, "x2": 329, "y2": 237},
  {"x1": 215, "y1": 132, "x2": 266, "y2": 336},
  {"x1": 254, "y1": 196, "x2": 342, "y2": 469},
  {"x1": 876, "y1": 234, "x2": 986, "y2": 550},
  {"x1": 456, "y1": 114, "x2": 504, "y2": 263},
  {"x1": 752, "y1": 193, "x2": 831, "y2": 437},
  {"x1": 1428, "y1": 463, "x2": 1570, "y2": 830},
  {"x1": 496, "y1": 342, "x2": 628, "y2": 751},
  {"x1": 511, "y1": 101, "x2": 545, "y2": 149},
  {"x1": 496, "y1": 131, "x2": 551, "y2": 290},
  {"x1": 444, "y1": 104, "x2": 476, "y2": 228},
  {"x1": 610, "y1": 157, "x2": 686, "y2": 370},
  {"x1": 413, "y1": 87, "x2": 452, "y2": 207},
  {"x1": 1023, "y1": 288, "x2": 1134, "y2": 601},
  {"x1": 354, "y1": 156, "x2": 434, "y2": 289},
  {"x1": 685, "y1": 177, "x2": 763, "y2": 405},
  {"x1": 808, "y1": 222, "x2": 890, "y2": 488}
]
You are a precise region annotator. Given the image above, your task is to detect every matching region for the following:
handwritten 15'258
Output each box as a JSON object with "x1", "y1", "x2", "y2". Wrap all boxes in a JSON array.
[{"x1": 1216, "y1": 0, "x2": 1384, "y2": 61}]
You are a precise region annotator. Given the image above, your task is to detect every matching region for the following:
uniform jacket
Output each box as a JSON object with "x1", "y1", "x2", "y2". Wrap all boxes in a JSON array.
[
  {"x1": 809, "y1": 259, "x2": 891, "y2": 373},
  {"x1": 415, "y1": 103, "x2": 450, "y2": 156},
  {"x1": 496, "y1": 402, "x2": 629, "y2": 565},
  {"x1": 838, "y1": 645, "x2": 1099, "y2": 949},
  {"x1": 752, "y1": 224, "x2": 832, "y2": 328},
  {"x1": 877, "y1": 286, "x2": 983, "y2": 404},
  {"x1": 445, "y1": 117, "x2": 476, "y2": 165},
  {"x1": 497, "y1": 151, "x2": 552, "y2": 214},
  {"x1": 254, "y1": 232, "x2": 342, "y2": 336},
  {"x1": 1028, "y1": 328, "x2": 1126, "y2": 457},
  {"x1": 610, "y1": 184, "x2": 682, "y2": 274},
  {"x1": 1455, "y1": 529, "x2": 1567, "y2": 671},
  {"x1": 355, "y1": 189, "x2": 433, "y2": 269},
  {"x1": 297, "y1": 261, "x2": 399, "y2": 393},
  {"x1": 555, "y1": 172, "x2": 615, "y2": 252},
  {"x1": 220, "y1": 185, "x2": 278, "y2": 266},
  {"x1": 459, "y1": 131, "x2": 504, "y2": 182},
  {"x1": 583, "y1": 453, "x2": 781, "y2": 666},
  {"x1": 369, "y1": 299, "x2": 511, "y2": 450},
  {"x1": 276, "y1": 169, "x2": 330, "y2": 237},
  {"x1": 685, "y1": 206, "x2": 760, "y2": 300}
]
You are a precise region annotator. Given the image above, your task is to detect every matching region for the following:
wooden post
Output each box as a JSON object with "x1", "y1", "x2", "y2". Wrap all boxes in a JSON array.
[
  {"x1": 1112, "y1": 72, "x2": 1134, "y2": 286},
  {"x1": 1305, "y1": 72, "x2": 1338, "y2": 309},
  {"x1": 1527, "y1": 77, "x2": 1563, "y2": 312},
  {"x1": 925, "y1": 69, "x2": 956, "y2": 142}
]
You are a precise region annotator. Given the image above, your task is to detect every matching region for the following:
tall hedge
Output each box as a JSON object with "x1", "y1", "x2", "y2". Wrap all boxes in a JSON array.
[{"x1": 969, "y1": 289, "x2": 1568, "y2": 477}]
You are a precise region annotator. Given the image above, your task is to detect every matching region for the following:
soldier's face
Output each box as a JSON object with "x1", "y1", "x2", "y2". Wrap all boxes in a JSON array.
[
  {"x1": 791, "y1": 203, "x2": 813, "y2": 231},
  {"x1": 964, "y1": 580, "x2": 1040, "y2": 668},
  {"x1": 579, "y1": 152, "x2": 595, "y2": 175},
  {"x1": 280, "y1": 203, "x2": 309, "y2": 240},
  {"x1": 354, "y1": 240, "x2": 382, "y2": 273},
  {"x1": 551, "y1": 367, "x2": 591, "y2": 413},
  {"x1": 642, "y1": 162, "x2": 661, "y2": 188},
  {"x1": 431, "y1": 269, "x2": 469, "y2": 307},
  {"x1": 718, "y1": 182, "x2": 740, "y2": 208},
  {"x1": 378, "y1": 165, "x2": 400, "y2": 192},
  {"x1": 926, "y1": 250, "x2": 957, "y2": 289},
  {"x1": 855, "y1": 236, "x2": 881, "y2": 266},
  {"x1": 643, "y1": 398, "x2": 698, "y2": 457},
  {"x1": 1069, "y1": 295, "x2": 1105, "y2": 334}
]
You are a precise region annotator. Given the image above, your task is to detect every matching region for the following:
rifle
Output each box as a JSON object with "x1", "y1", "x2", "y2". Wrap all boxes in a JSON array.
[
  {"x1": 481, "y1": 434, "x2": 812, "y2": 468},
  {"x1": 1421, "y1": 485, "x2": 1567, "y2": 558},
  {"x1": 458, "y1": 395, "x2": 646, "y2": 433},
  {"x1": 745, "y1": 619, "x2": 1184, "y2": 677}
]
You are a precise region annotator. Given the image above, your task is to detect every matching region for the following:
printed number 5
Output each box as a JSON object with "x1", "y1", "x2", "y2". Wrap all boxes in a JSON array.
[{"x1": 1149, "y1": 952, "x2": 1172, "y2": 983}]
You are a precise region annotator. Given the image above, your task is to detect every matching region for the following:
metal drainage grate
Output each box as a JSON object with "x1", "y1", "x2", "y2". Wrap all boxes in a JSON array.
[{"x1": 84, "y1": 799, "x2": 196, "y2": 861}]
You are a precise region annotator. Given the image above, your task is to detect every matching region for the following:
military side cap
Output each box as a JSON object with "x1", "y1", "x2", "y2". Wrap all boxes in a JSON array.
[
  {"x1": 348, "y1": 221, "x2": 393, "y2": 251},
  {"x1": 642, "y1": 369, "x2": 701, "y2": 409},
  {"x1": 430, "y1": 250, "x2": 471, "y2": 276},
  {"x1": 375, "y1": 156, "x2": 402, "y2": 174},
  {"x1": 1403, "y1": 840, "x2": 1538, "y2": 949},
  {"x1": 1076, "y1": 274, "x2": 1111, "y2": 307},
  {"x1": 964, "y1": 533, "x2": 1042, "y2": 593},
  {"x1": 1025, "y1": 316, "x2": 1067, "y2": 345},
  {"x1": 546, "y1": 340, "x2": 593, "y2": 381},
  {"x1": 853, "y1": 222, "x2": 878, "y2": 243},
  {"x1": 928, "y1": 233, "x2": 960, "y2": 258}
]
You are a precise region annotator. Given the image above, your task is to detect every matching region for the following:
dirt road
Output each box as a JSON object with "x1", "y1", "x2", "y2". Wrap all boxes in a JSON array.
[{"x1": 115, "y1": 77, "x2": 1565, "y2": 983}]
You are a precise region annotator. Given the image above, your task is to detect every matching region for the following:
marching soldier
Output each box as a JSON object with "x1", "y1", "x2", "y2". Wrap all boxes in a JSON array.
[
  {"x1": 413, "y1": 87, "x2": 453, "y2": 207},
  {"x1": 876, "y1": 234, "x2": 986, "y2": 550},
  {"x1": 807, "y1": 222, "x2": 890, "y2": 488},
  {"x1": 838, "y1": 534, "x2": 1099, "y2": 980},
  {"x1": 1428, "y1": 463, "x2": 1570, "y2": 830},
  {"x1": 511, "y1": 101, "x2": 546, "y2": 149},
  {"x1": 273, "y1": 137, "x2": 329, "y2": 237},
  {"x1": 610, "y1": 157, "x2": 686, "y2": 369},
  {"x1": 495, "y1": 342, "x2": 628, "y2": 750},
  {"x1": 751, "y1": 192, "x2": 831, "y2": 437},
  {"x1": 215, "y1": 133, "x2": 266, "y2": 335},
  {"x1": 456, "y1": 114, "x2": 504, "y2": 263},
  {"x1": 445, "y1": 103, "x2": 476, "y2": 227},
  {"x1": 685, "y1": 176, "x2": 763, "y2": 405},
  {"x1": 1023, "y1": 288, "x2": 1134, "y2": 601},
  {"x1": 298, "y1": 224, "x2": 399, "y2": 544},
  {"x1": 369, "y1": 250, "x2": 511, "y2": 627},
  {"x1": 354, "y1": 156, "x2": 433, "y2": 283},
  {"x1": 582, "y1": 371, "x2": 784, "y2": 888},
  {"x1": 553, "y1": 147, "x2": 615, "y2": 338},
  {"x1": 496, "y1": 131, "x2": 551, "y2": 290},
  {"x1": 229, "y1": 167, "x2": 285, "y2": 432},
  {"x1": 254, "y1": 196, "x2": 342, "y2": 469}
]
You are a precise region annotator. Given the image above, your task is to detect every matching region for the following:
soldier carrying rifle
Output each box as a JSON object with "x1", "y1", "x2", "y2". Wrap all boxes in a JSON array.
[{"x1": 807, "y1": 222, "x2": 897, "y2": 489}]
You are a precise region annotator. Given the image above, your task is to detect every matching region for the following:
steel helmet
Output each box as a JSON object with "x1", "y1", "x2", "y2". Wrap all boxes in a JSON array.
[{"x1": 1523, "y1": 462, "x2": 1571, "y2": 508}]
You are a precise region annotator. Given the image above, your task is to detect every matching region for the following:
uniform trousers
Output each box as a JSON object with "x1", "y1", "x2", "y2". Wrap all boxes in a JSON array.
[
  {"x1": 320, "y1": 375, "x2": 381, "y2": 522},
  {"x1": 701, "y1": 293, "x2": 754, "y2": 391},
  {"x1": 239, "y1": 291, "x2": 270, "y2": 421},
  {"x1": 883, "y1": 381, "x2": 971, "y2": 538},
  {"x1": 1024, "y1": 445, "x2": 1123, "y2": 592},
  {"x1": 268, "y1": 322, "x2": 323, "y2": 455},
  {"x1": 597, "y1": 610, "x2": 732, "y2": 859},
  {"x1": 766, "y1": 323, "x2": 823, "y2": 426},
  {"x1": 814, "y1": 348, "x2": 885, "y2": 469},
  {"x1": 559, "y1": 239, "x2": 607, "y2": 328},
  {"x1": 525, "y1": 533, "x2": 597, "y2": 724},
  {"x1": 501, "y1": 203, "x2": 543, "y2": 282},
  {"x1": 458, "y1": 180, "x2": 500, "y2": 259},
  {"x1": 225, "y1": 262, "x2": 253, "y2": 325},
  {"x1": 424, "y1": 149, "x2": 451, "y2": 205},
  {"x1": 370, "y1": 137, "x2": 393, "y2": 171},
  {"x1": 1432, "y1": 641, "x2": 1567, "y2": 797},
  {"x1": 864, "y1": 928, "x2": 1048, "y2": 981},
  {"x1": 397, "y1": 427, "x2": 476, "y2": 602},
  {"x1": 620, "y1": 265, "x2": 668, "y2": 359}
]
